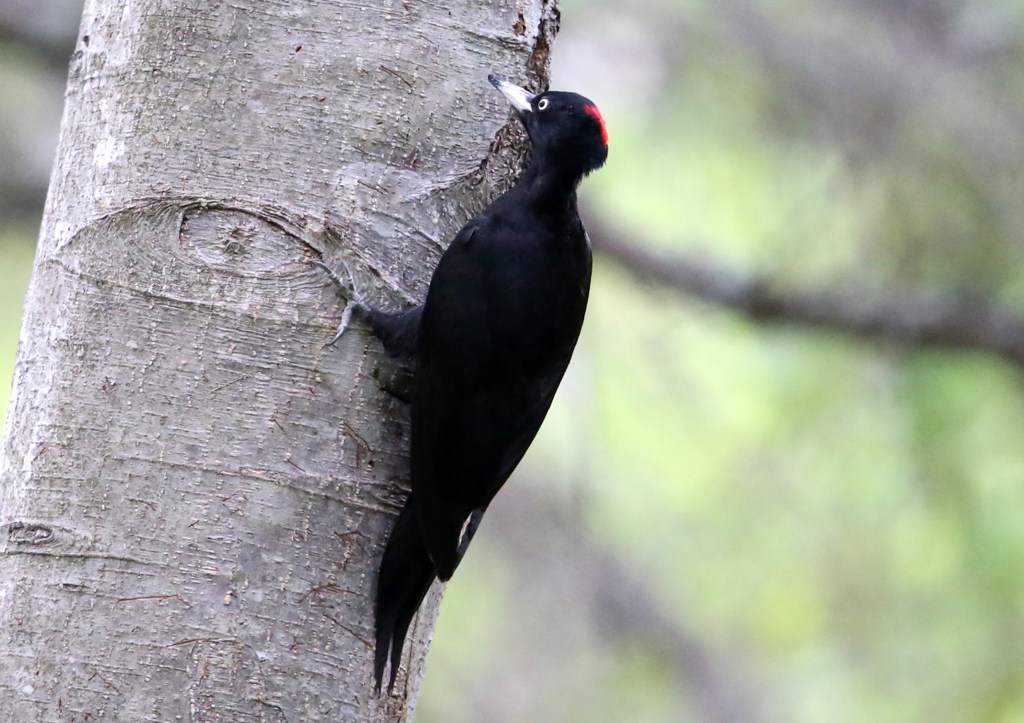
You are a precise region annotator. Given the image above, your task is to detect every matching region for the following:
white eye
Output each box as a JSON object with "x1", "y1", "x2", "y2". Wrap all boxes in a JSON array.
[{"x1": 537, "y1": 98, "x2": 550, "y2": 111}]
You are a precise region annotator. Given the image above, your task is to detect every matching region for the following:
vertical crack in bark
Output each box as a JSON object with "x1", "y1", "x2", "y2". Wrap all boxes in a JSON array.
[{"x1": 526, "y1": 0, "x2": 561, "y2": 86}]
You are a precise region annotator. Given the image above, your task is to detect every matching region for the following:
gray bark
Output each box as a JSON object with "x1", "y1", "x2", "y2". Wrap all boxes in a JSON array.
[{"x1": 0, "y1": 0, "x2": 557, "y2": 720}]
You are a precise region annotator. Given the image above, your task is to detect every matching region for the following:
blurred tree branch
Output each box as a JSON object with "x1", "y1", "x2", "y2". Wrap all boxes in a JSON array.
[
  {"x1": 587, "y1": 213, "x2": 1024, "y2": 367},
  {"x1": 490, "y1": 488, "x2": 765, "y2": 723},
  {"x1": 716, "y1": 1, "x2": 1024, "y2": 231},
  {"x1": 0, "y1": 15, "x2": 74, "y2": 71},
  {"x1": 0, "y1": 178, "x2": 48, "y2": 228},
  {"x1": 569, "y1": 527, "x2": 764, "y2": 722}
]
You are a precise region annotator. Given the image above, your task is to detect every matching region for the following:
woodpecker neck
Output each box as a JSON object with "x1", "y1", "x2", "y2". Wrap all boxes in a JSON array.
[{"x1": 520, "y1": 153, "x2": 584, "y2": 214}]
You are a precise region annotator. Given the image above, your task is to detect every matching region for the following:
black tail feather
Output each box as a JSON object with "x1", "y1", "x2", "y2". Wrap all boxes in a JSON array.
[
  {"x1": 374, "y1": 497, "x2": 436, "y2": 695},
  {"x1": 368, "y1": 305, "x2": 422, "y2": 361}
]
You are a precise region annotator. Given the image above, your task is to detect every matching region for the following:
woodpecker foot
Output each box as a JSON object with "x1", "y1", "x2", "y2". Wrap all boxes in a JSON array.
[{"x1": 312, "y1": 259, "x2": 370, "y2": 347}]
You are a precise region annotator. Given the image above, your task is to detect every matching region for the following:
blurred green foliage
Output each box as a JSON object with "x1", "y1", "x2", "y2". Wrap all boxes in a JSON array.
[
  {"x1": 420, "y1": 2, "x2": 1024, "y2": 721},
  {"x1": 4, "y1": 1, "x2": 1024, "y2": 721}
]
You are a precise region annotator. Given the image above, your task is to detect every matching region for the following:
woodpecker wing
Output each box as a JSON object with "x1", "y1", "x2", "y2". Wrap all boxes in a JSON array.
[{"x1": 410, "y1": 211, "x2": 592, "y2": 579}]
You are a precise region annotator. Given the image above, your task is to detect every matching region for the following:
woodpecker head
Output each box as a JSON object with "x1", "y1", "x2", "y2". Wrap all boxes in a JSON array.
[{"x1": 489, "y1": 75, "x2": 609, "y2": 177}]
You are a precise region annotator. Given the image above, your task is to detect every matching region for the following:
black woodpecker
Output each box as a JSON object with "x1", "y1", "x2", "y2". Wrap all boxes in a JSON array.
[{"x1": 316, "y1": 75, "x2": 608, "y2": 694}]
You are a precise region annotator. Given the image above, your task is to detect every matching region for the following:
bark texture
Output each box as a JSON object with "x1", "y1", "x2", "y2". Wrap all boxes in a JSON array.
[{"x1": 0, "y1": 0, "x2": 557, "y2": 719}]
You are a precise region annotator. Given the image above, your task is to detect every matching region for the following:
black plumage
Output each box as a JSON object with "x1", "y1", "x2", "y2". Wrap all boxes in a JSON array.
[{"x1": 319, "y1": 75, "x2": 608, "y2": 694}]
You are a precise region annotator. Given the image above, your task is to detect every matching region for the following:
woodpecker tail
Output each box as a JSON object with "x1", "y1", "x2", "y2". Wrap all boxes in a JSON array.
[
  {"x1": 374, "y1": 496, "x2": 436, "y2": 695},
  {"x1": 367, "y1": 305, "x2": 422, "y2": 361}
]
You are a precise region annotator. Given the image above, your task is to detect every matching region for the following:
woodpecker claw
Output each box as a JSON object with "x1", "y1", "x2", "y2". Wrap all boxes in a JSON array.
[
  {"x1": 312, "y1": 259, "x2": 370, "y2": 346},
  {"x1": 324, "y1": 302, "x2": 356, "y2": 347}
]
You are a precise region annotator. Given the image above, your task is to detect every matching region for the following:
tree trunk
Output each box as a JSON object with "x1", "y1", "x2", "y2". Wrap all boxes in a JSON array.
[{"x1": 0, "y1": 0, "x2": 557, "y2": 719}]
